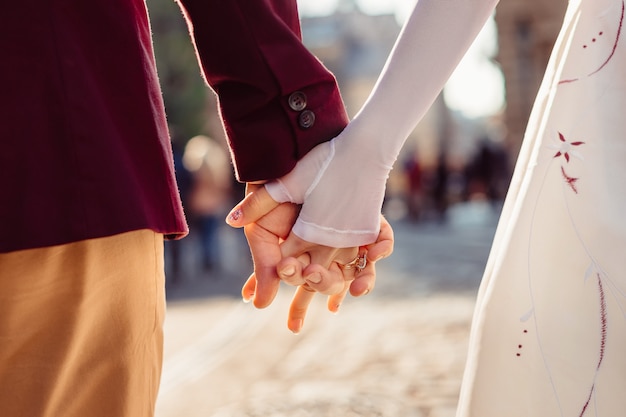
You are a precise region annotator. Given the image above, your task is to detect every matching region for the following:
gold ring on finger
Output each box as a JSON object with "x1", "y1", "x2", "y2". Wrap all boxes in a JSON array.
[{"x1": 337, "y1": 253, "x2": 367, "y2": 273}]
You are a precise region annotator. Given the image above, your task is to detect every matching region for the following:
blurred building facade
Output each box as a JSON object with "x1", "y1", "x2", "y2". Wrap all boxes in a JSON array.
[
  {"x1": 300, "y1": 5, "x2": 400, "y2": 116},
  {"x1": 301, "y1": 6, "x2": 455, "y2": 169},
  {"x1": 494, "y1": 0, "x2": 568, "y2": 159}
]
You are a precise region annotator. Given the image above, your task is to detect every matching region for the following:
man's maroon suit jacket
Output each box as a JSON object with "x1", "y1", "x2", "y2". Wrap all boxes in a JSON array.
[{"x1": 1, "y1": 0, "x2": 348, "y2": 253}]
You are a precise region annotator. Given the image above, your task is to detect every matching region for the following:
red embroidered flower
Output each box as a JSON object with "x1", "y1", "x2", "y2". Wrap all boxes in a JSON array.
[{"x1": 549, "y1": 132, "x2": 585, "y2": 162}]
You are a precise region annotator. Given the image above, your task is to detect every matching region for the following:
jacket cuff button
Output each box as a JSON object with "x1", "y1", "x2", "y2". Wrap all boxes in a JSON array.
[
  {"x1": 288, "y1": 91, "x2": 307, "y2": 111},
  {"x1": 298, "y1": 110, "x2": 315, "y2": 129}
]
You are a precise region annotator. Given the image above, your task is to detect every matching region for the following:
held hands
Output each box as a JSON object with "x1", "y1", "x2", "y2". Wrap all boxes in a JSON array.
[
  {"x1": 227, "y1": 184, "x2": 394, "y2": 333},
  {"x1": 227, "y1": 122, "x2": 395, "y2": 333}
]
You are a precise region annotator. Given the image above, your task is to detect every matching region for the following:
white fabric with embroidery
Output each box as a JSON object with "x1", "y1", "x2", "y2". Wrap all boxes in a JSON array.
[
  {"x1": 457, "y1": 0, "x2": 626, "y2": 416},
  {"x1": 265, "y1": 0, "x2": 499, "y2": 248}
]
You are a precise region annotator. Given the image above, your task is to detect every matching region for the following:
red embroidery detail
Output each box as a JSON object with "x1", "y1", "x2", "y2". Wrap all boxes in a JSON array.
[
  {"x1": 561, "y1": 167, "x2": 579, "y2": 194},
  {"x1": 559, "y1": 1, "x2": 625, "y2": 84},
  {"x1": 598, "y1": 275, "x2": 608, "y2": 370},
  {"x1": 589, "y1": 0, "x2": 624, "y2": 77},
  {"x1": 553, "y1": 132, "x2": 585, "y2": 163},
  {"x1": 578, "y1": 275, "x2": 608, "y2": 417}
]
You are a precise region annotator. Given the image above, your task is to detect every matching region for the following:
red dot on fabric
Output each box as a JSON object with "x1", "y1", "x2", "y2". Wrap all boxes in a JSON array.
[
  {"x1": 518, "y1": 345, "x2": 522, "y2": 349},
  {"x1": 583, "y1": 45, "x2": 588, "y2": 48},
  {"x1": 592, "y1": 38, "x2": 597, "y2": 42},
  {"x1": 516, "y1": 353, "x2": 521, "y2": 357}
]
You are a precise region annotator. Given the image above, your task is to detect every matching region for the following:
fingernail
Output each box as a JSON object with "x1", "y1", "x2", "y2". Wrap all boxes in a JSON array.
[
  {"x1": 306, "y1": 273, "x2": 322, "y2": 284},
  {"x1": 242, "y1": 293, "x2": 253, "y2": 303},
  {"x1": 289, "y1": 319, "x2": 303, "y2": 334},
  {"x1": 279, "y1": 265, "x2": 296, "y2": 278},
  {"x1": 362, "y1": 289, "x2": 370, "y2": 296},
  {"x1": 226, "y1": 208, "x2": 242, "y2": 224},
  {"x1": 331, "y1": 304, "x2": 341, "y2": 314}
]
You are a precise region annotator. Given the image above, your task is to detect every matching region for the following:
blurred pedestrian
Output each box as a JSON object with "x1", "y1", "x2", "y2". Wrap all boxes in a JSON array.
[
  {"x1": 432, "y1": 152, "x2": 450, "y2": 222},
  {"x1": 463, "y1": 137, "x2": 497, "y2": 201},
  {"x1": 165, "y1": 133, "x2": 193, "y2": 285},
  {"x1": 404, "y1": 151, "x2": 424, "y2": 221},
  {"x1": 183, "y1": 135, "x2": 232, "y2": 275}
]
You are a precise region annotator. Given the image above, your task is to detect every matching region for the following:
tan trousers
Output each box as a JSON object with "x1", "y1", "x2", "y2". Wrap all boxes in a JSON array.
[{"x1": 0, "y1": 230, "x2": 165, "y2": 417}]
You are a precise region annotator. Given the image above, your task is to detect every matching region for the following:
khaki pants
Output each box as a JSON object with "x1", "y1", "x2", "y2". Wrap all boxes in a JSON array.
[{"x1": 0, "y1": 230, "x2": 165, "y2": 417}]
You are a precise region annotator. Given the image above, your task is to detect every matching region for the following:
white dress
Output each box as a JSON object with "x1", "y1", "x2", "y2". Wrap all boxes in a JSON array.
[{"x1": 457, "y1": 0, "x2": 626, "y2": 415}]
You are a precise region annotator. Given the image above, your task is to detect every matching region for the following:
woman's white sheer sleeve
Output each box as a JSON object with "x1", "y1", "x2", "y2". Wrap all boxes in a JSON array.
[{"x1": 266, "y1": 0, "x2": 500, "y2": 248}]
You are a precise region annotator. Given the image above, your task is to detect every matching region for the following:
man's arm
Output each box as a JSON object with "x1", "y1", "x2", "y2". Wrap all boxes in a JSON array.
[{"x1": 175, "y1": 0, "x2": 349, "y2": 182}]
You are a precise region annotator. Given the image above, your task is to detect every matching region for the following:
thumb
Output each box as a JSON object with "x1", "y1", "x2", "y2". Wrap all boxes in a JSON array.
[
  {"x1": 225, "y1": 185, "x2": 280, "y2": 228},
  {"x1": 365, "y1": 215, "x2": 394, "y2": 262}
]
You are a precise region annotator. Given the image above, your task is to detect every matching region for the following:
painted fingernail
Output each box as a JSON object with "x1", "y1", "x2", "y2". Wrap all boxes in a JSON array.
[
  {"x1": 226, "y1": 208, "x2": 242, "y2": 224},
  {"x1": 331, "y1": 304, "x2": 341, "y2": 314},
  {"x1": 306, "y1": 273, "x2": 322, "y2": 284},
  {"x1": 279, "y1": 265, "x2": 296, "y2": 278}
]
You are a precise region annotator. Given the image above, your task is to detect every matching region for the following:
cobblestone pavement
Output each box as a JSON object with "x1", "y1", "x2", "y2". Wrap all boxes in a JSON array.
[{"x1": 156, "y1": 202, "x2": 500, "y2": 417}]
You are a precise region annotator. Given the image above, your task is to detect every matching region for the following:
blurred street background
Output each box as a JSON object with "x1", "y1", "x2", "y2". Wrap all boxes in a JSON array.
[
  {"x1": 157, "y1": 201, "x2": 500, "y2": 417},
  {"x1": 146, "y1": 0, "x2": 569, "y2": 415}
]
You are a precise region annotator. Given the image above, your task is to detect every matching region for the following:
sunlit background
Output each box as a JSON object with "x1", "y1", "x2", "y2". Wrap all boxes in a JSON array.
[{"x1": 298, "y1": 0, "x2": 505, "y2": 119}]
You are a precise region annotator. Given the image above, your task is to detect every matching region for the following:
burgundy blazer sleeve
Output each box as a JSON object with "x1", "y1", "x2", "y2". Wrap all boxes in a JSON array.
[{"x1": 176, "y1": 0, "x2": 349, "y2": 182}]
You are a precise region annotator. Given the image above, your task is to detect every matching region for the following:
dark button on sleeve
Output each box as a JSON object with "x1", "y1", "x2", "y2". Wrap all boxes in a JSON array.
[
  {"x1": 298, "y1": 110, "x2": 316, "y2": 129},
  {"x1": 288, "y1": 91, "x2": 308, "y2": 111}
]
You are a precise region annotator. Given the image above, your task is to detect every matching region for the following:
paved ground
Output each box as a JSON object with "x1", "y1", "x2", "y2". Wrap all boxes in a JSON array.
[{"x1": 156, "y1": 201, "x2": 501, "y2": 417}]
